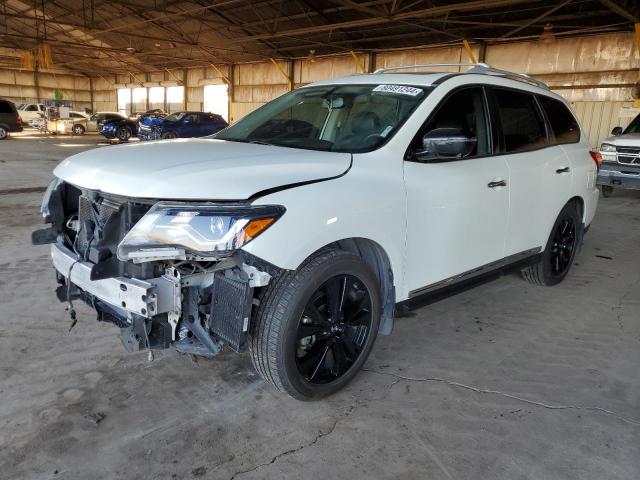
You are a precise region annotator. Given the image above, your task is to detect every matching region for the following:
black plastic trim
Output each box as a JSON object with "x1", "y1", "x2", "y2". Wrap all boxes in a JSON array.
[{"x1": 396, "y1": 252, "x2": 542, "y2": 315}]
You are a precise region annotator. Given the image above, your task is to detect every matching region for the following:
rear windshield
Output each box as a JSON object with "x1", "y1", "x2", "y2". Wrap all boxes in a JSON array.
[{"x1": 215, "y1": 84, "x2": 430, "y2": 153}]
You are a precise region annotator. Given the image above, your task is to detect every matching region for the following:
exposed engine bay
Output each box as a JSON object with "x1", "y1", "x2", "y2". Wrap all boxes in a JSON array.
[{"x1": 32, "y1": 180, "x2": 280, "y2": 357}]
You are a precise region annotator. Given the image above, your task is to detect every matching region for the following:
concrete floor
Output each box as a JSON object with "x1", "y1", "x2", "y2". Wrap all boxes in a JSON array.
[{"x1": 1, "y1": 133, "x2": 639, "y2": 480}]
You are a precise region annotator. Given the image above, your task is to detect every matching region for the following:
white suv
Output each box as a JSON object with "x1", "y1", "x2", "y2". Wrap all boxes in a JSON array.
[
  {"x1": 34, "y1": 64, "x2": 599, "y2": 400},
  {"x1": 17, "y1": 103, "x2": 45, "y2": 123}
]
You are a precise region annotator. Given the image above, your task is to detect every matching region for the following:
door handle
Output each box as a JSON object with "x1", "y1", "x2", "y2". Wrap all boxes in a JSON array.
[
  {"x1": 488, "y1": 180, "x2": 507, "y2": 188},
  {"x1": 556, "y1": 167, "x2": 570, "y2": 174}
]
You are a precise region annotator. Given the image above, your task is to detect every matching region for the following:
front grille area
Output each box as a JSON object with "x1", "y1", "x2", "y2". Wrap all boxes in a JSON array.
[
  {"x1": 617, "y1": 146, "x2": 640, "y2": 165},
  {"x1": 76, "y1": 194, "x2": 122, "y2": 252}
]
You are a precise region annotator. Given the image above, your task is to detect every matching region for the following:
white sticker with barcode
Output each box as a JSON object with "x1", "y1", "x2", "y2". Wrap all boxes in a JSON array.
[{"x1": 373, "y1": 84, "x2": 423, "y2": 96}]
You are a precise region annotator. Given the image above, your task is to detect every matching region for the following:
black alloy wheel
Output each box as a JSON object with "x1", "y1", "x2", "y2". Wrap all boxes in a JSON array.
[
  {"x1": 522, "y1": 201, "x2": 580, "y2": 286},
  {"x1": 295, "y1": 274, "x2": 373, "y2": 384},
  {"x1": 249, "y1": 249, "x2": 381, "y2": 400},
  {"x1": 549, "y1": 216, "x2": 576, "y2": 277}
]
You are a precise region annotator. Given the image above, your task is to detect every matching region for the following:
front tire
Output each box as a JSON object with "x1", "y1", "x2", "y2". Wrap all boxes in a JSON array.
[
  {"x1": 161, "y1": 131, "x2": 177, "y2": 139},
  {"x1": 116, "y1": 126, "x2": 131, "y2": 141},
  {"x1": 249, "y1": 249, "x2": 381, "y2": 400},
  {"x1": 600, "y1": 185, "x2": 614, "y2": 198},
  {"x1": 72, "y1": 124, "x2": 85, "y2": 135},
  {"x1": 522, "y1": 201, "x2": 580, "y2": 286}
]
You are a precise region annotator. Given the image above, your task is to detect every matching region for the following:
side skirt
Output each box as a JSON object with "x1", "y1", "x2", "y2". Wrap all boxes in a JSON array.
[{"x1": 397, "y1": 248, "x2": 542, "y2": 314}]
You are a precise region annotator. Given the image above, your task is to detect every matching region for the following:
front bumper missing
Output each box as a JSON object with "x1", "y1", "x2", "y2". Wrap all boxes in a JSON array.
[{"x1": 51, "y1": 243, "x2": 180, "y2": 322}]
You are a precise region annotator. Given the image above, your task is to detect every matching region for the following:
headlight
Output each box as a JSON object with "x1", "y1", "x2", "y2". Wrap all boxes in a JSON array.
[
  {"x1": 600, "y1": 143, "x2": 616, "y2": 152},
  {"x1": 600, "y1": 143, "x2": 617, "y2": 162},
  {"x1": 117, "y1": 202, "x2": 285, "y2": 262}
]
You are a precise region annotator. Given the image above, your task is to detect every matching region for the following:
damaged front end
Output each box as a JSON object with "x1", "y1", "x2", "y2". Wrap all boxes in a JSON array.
[{"x1": 33, "y1": 179, "x2": 283, "y2": 357}]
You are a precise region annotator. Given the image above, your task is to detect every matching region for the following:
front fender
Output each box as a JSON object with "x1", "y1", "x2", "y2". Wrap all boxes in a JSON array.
[{"x1": 242, "y1": 156, "x2": 408, "y2": 299}]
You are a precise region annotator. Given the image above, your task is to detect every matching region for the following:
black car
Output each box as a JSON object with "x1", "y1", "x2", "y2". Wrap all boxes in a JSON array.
[{"x1": 0, "y1": 99, "x2": 24, "y2": 140}]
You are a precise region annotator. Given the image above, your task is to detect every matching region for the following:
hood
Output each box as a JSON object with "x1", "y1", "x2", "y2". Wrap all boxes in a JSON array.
[
  {"x1": 54, "y1": 139, "x2": 351, "y2": 200},
  {"x1": 141, "y1": 116, "x2": 164, "y2": 126},
  {"x1": 602, "y1": 133, "x2": 640, "y2": 147}
]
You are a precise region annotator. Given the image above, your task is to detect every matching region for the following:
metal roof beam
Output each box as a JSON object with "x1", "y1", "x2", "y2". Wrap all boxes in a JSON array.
[
  {"x1": 226, "y1": 0, "x2": 533, "y2": 43},
  {"x1": 500, "y1": 0, "x2": 574, "y2": 38},
  {"x1": 598, "y1": 0, "x2": 639, "y2": 22}
]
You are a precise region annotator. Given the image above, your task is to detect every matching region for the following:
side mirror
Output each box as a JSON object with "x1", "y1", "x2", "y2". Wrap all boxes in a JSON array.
[
  {"x1": 413, "y1": 128, "x2": 477, "y2": 161},
  {"x1": 611, "y1": 126, "x2": 623, "y2": 136}
]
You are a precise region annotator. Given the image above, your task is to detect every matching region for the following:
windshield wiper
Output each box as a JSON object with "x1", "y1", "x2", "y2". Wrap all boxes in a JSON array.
[{"x1": 248, "y1": 139, "x2": 274, "y2": 146}]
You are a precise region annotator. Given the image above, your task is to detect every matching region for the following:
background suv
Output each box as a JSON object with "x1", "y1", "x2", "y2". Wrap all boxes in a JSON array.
[
  {"x1": 35, "y1": 64, "x2": 598, "y2": 400},
  {"x1": 0, "y1": 99, "x2": 24, "y2": 139},
  {"x1": 598, "y1": 113, "x2": 640, "y2": 197}
]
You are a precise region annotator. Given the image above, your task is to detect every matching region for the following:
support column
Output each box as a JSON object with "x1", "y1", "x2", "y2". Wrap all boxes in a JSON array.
[
  {"x1": 478, "y1": 41, "x2": 487, "y2": 64},
  {"x1": 89, "y1": 77, "x2": 94, "y2": 113},
  {"x1": 183, "y1": 69, "x2": 188, "y2": 110},
  {"x1": 34, "y1": 62, "x2": 41, "y2": 102}
]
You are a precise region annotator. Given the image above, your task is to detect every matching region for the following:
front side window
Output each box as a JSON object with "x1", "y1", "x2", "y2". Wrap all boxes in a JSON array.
[
  {"x1": 538, "y1": 95, "x2": 580, "y2": 144},
  {"x1": 409, "y1": 86, "x2": 490, "y2": 160},
  {"x1": 216, "y1": 84, "x2": 430, "y2": 153},
  {"x1": 494, "y1": 88, "x2": 547, "y2": 153}
]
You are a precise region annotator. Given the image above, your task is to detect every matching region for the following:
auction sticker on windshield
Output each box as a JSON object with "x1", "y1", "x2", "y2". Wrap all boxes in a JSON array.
[{"x1": 373, "y1": 85, "x2": 423, "y2": 96}]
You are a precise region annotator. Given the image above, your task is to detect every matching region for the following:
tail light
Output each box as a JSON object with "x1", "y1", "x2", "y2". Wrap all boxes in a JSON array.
[
  {"x1": 589, "y1": 150, "x2": 602, "y2": 172},
  {"x1": 16, "y1": 117, "x2": 22, "y2": 126}
]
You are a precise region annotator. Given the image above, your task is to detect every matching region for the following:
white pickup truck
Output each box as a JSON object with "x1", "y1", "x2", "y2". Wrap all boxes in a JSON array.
[{"x1": 598, "y1": 113, "x2": 640, "y2": 197}]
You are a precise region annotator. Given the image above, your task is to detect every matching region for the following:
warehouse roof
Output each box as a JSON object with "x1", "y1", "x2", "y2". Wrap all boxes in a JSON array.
[{"x1": 0, "y1": 0, "x2": 637, "y2": 75}]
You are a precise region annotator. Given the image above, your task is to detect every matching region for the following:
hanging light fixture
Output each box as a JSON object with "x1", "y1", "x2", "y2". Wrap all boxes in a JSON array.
[{"x1": 539, "y1": 23, "x2": 556, "y2": 43}]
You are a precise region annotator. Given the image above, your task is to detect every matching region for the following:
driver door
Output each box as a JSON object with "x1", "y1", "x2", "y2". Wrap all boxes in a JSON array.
[{"x1": 403, "y1": 86, "x2": 509, "y2": 296}]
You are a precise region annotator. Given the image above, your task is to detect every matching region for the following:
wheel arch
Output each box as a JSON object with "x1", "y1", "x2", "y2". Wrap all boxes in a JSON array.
[
  {"x1": 317, "y1": 237, "x2": 396, "y2": 335},
  {"x1": 569, "y1": 195, "x2": 585, "y2": 222}
]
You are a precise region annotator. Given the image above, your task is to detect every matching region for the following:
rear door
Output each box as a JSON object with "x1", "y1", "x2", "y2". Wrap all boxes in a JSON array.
[
  {"x1": 490, "y1": 87, "x2": 573, "y2": 255},
  {"x1": 403, "y1": 86, "x2": 509, "y2": 295}
]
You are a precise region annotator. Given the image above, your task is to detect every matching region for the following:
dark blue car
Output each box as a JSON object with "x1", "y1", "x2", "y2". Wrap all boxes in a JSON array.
[{"x1": 138, "y1": 111, "x2": 228, "y2": 141}]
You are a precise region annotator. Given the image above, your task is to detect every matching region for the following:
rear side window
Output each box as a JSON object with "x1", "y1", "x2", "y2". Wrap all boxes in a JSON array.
[
  {"x1": 493, "y1": 88, "x2": 547, "y2": 153},
  {"x1": 0, "y1": 101, "x2": 14, "y2": 113},
  {"x1": 538, "y1": 96, "x2": 580, "y2": 144}
]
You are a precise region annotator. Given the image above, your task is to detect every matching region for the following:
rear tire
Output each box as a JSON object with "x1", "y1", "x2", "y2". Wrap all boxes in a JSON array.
[
  {"x1": 522, "y1": 201, "x2": 580, "y2": 286},
  {"x1": 0, "y1": 126, "x2": 7, "y2": 140},
  {"x1": 249, "y1": 249, "x2": 381, "y2": 400}
]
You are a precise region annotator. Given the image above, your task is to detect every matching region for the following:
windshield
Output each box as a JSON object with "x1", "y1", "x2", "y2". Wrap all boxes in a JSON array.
[
  {"x1": 623, "y1": 114, "x2": 640, "y2": 134},
  {"x1": 164, "y1": 112, "x2": 186, "y2": 123},
  {"x1": 215, "y1": 84, "x2": 430, "y2": 153}
]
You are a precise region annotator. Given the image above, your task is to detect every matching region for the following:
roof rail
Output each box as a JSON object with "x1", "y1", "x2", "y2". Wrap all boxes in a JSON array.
[
  {"x1": 468, "y1": 64, "x2": 549, "y2": 90},
  {"x1": 374, "y1": 63, "x2": 489, "y2": 74},
  {"x1": 373, "y1": 62, "x2": 549, "y2": 90}
]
